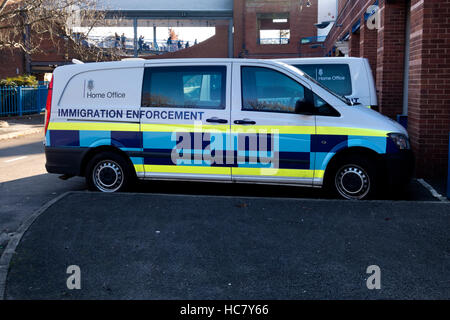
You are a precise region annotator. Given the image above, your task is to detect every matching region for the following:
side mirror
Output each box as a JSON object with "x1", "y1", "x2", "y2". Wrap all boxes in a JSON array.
[{"x1": 295, "y1": 99, "x2": 315, "y2": 115}]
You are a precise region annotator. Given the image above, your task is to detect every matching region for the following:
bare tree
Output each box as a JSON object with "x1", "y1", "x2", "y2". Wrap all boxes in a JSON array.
[{"x1": 0, "y1": 0, "x2": 122, "y2": 62}]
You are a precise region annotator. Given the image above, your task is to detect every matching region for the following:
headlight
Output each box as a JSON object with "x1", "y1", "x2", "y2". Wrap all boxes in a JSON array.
[{"x1": 388, "y1": 133, "x2": 410, "y2": 150}]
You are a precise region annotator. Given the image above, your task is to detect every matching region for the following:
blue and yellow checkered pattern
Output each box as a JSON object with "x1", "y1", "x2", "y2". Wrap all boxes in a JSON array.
[{"x1": 47, "y1": 122, "x2": 396, "y2": 179}]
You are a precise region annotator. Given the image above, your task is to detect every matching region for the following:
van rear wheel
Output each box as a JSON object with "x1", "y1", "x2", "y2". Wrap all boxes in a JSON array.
[
  {"x1": 86, "y1": 152, "x2": 131, "y2": 192},
  {"x1": 328, "y1": 155, "x2": 378, "y2": 200}
]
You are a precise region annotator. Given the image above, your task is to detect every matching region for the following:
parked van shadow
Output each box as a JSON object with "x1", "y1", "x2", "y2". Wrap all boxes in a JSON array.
[
  {"x1": 132, "y1": 178, "x2": 434, "y2": 201},
  {"x1": 134, "y1": 179, "x2": 324, "y2": 199},
  {"x1": 0, "y1": 140, "x2": 45, "y2": 157}
]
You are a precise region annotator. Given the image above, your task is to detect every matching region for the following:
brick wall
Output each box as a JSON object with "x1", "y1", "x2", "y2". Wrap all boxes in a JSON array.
[
  {"x1": 0, "y1": 0, "x2": 26, "y2": 79},
  {"x1": 323, "y1": 0, "x2": 369, "y2": 55},
  {"x1": 338, "y1": 0, "x2": 346, "y2": 13},
  {"x1": 323, "y1": 0, "x2": 450, "y2": 178},
  {"x1": 348, "y1": 32, "x2": 360, "y2": 56},
  {"x1": 359, "y1": 19, "x2": 378, "y2": 82},
  {"x1": 376, "y1": 0, "x2": 406, "y2": 119},
  {"x1": 0, "y1": 50, "x2": 24, "y2": 78},
  {"x1": 0, "y1": 34, "x2": 73, "y2": 79},
  {"x1": 30, "y1": 36, "x2": 69, "y2": 63},
  {"x1": 138, "y1": 0, "x2": 321, "y2": 60},
  {"x1": 144, "y1": 25, "x2": 230, "y2": 59},
  {"x1": 408, "y1": 0, "x2": 450, "y2": 177},
  {"x1": 233, "y1": 0, "x2": 319, "y2": 58}
]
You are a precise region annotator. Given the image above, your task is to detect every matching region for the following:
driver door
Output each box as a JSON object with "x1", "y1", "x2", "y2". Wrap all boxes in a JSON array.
[{"x1": 230, "y1": 63, "x2": 316, "y2": 185}]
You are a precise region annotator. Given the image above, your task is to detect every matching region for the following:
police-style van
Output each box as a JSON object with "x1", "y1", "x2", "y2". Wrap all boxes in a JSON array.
[
  {"x1": 277, "y1": 57, "x2": 377, "y2": 108},
  {"x1": 44, "y1": 58, "x2": 413, "y2": 199}
]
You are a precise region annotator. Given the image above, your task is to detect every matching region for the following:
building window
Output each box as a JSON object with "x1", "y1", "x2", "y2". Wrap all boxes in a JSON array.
[{"x1": 257, "y1": 13, "x2": 290, "y2": 45}]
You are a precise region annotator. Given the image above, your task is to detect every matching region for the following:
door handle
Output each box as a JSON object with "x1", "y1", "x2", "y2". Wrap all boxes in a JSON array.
[
  {"x1": 234, "y1": 119, "x2": 256, "y2": 125},
  {"x1": 206, "y1": 117, "x2": 228, "y2": 124}
]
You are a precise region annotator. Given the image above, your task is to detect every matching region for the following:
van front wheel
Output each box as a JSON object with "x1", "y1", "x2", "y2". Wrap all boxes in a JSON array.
[
  {"x1": 86, "y1": 152, "x2": 131, "y2": 192},
  {"x1": 329, "y1": 155, "x2": 378, "y2": 200}
]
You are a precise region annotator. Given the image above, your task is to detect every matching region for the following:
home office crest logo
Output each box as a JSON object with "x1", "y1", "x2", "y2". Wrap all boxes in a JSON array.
[
  {"x1": 87, "y1": 79, "x2": 94, "y2": 91},
  {"x1": 318, "y1": 68, "x2": 324, "y2": 77}
]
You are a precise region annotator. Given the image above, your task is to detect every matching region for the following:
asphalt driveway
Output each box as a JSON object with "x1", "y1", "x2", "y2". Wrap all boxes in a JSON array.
[{"x1": 4, "y1": 192, "x2": 450, "y2": 299}]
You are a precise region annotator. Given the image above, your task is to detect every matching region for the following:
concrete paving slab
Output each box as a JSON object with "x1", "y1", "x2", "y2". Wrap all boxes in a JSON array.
[{"x1": 3, "y1": 192, "x2": 450, "y2": 299}]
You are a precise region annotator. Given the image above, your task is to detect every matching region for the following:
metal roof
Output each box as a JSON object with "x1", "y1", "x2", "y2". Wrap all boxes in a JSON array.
[{"x1": 102, "y1": 0, "x2": 233, "y2": 18}]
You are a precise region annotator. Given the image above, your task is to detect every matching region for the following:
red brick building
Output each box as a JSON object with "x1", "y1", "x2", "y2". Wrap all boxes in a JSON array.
[
  {"x1": 233, "y1": 0, "x2": 320, "y2": 58},
  {"x1": 144, "y1": 0, "x2": 321, "y2": 60},
  {"x1": 0, "y1": 36, "x2": 77, "y2": 78},
  {"x1": 322, "y1": 0, "x2": 450, "y2": 178}
]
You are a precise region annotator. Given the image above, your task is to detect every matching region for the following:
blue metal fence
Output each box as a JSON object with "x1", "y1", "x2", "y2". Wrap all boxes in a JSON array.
[{"x1": 0, "y1": 85, "x2": 48, "y2": 117}]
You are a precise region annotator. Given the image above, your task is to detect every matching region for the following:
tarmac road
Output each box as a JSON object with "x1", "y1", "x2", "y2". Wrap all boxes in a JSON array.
[
  {"x1": 4, "y1": 192, "x2": 450, "y2": 299},
  {"x1": 0, "y1": 133, "x2": 85, "y2": 255}
]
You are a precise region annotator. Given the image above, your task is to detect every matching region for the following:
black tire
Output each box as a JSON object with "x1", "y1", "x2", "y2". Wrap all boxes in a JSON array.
[
  {"x1": 85, "y1": 152, "x2": 133, "y2": 192},
  {"x1": 326, "y1": 155, "x2": 378, "y2": 200}
]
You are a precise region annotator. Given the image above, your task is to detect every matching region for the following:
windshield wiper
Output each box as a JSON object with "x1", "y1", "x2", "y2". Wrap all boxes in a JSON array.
[
  {"x1": 343, "y1": 96, "x2": 353, "y2": 106},
  {"x1": 343, "y1": 96, "x2": 361, "y2": 106}
]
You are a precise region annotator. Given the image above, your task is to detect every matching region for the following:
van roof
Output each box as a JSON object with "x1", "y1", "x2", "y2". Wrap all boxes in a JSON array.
[
  {"x1": 55, "y1": 58, "x2": 290, "y2": 73},
  {"x1": 57, "y1": 57, "x2": 368, "y2": 73},
  {"x1": 276, "y1": 57, "x2": 367, "y2": 63}
]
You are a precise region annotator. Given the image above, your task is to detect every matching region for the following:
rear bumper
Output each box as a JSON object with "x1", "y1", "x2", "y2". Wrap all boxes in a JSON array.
[
  {"x1": 45, "y1": 146, "x2": 88, "y2": 176},
  {"x1": 380, "y1": 150, "x2": 415, "y2": 186}
]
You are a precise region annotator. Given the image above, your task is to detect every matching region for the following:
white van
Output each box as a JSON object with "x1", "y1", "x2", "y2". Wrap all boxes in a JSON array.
[
  {"x1": 44, "y1": 58, "x2": 413, "y2": 199},
  {"x1": 277, "y1": 57, "x2": 377, "y2": 108}
]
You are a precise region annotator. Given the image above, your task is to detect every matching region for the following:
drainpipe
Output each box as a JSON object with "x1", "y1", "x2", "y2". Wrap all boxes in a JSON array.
[
  {"x1": 153, "y1": 25, "x2": 157, "y2": 49},
  {"x1": 228, "y1": 18, "x2": 234, "y2": 58},
  {"x1": 133, "y1": 18, "x2": 138, "y2": 57},
  {"x1": 402, "y1": 0, "x2": 411, "y2": 116}
]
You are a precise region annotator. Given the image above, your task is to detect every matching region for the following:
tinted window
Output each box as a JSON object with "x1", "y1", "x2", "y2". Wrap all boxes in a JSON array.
[
  {"x1": 294, "y1": 64, "x2": 352, "y2": 96},
  {"x1": 313, "y1": 93, "x2": 340, "y2": 117},
  {"x1": 142, "y1": 66, "x2": 226, "y2": 109},
  {"x1": 241, "y1": 66, "x2": 306, "y2": 113}
]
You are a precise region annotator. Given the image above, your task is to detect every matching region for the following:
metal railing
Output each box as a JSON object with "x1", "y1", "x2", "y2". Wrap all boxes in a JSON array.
[
  {"x1": 85, "y1": 35, "x2": 195, "y2": 54},
  {"x1": 257, "y1": 37, "x2": 290, "y2": 45},
  {"x1": 0, "y1": 85, "x2": 48, "y2": 117}
]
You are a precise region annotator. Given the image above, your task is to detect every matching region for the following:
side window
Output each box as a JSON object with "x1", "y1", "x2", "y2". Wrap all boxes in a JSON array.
[
  {"x1": 294, "y1": 64, "x2": 352, "y2": 96},
  {"x1": 241, "y1": 66, "x2": 306, "y2": 113},
  {"x1": 142, "y1": 66, "x2": 226, "y2": 109},
  {"x1": 313, "y1": 93, "x2": 340, "y2": 117}
]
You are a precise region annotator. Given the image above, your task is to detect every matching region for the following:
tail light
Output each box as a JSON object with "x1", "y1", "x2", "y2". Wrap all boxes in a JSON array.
[{"x1": 44, "y1": 76, "x2": 53, "y2": 134}]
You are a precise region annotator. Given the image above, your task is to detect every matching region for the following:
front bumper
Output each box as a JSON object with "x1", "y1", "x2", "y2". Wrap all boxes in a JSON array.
[
  {"x1": 45, "y1": 146, "x2": 88, "y2": 176},
  {"x1": 380, "y1": 149, "x2": 415, "y2": 187}
]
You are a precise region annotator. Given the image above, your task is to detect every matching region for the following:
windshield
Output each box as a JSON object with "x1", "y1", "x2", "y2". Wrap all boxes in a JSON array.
[
  {"x1": 299, "y1": 69, "x2": 352, "y2": 105},
  {"x1": 282, "y1": 63, "x2": 353, "y2": 105}
]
